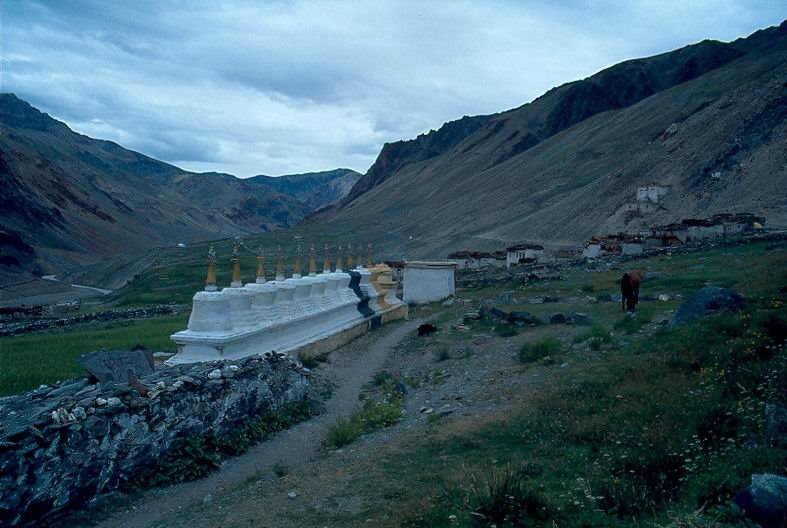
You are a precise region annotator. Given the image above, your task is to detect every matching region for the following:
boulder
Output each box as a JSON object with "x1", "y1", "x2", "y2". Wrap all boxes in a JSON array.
[
  {"x1": 549, "y1": 313, "x2": 566, "y2": 325},
  {"x1": 671, "y1": 286, "x2": 746, "y2": 325},
  {"x1": 508, "y1": 311, "x2": 539, "y2": 325},
  {"x1": 489, "y1": 307, "x2": 509, "y2": 320},
  {"x1": 569, "y1": 312, "x2": 592, "y2": 325},
  {"x1": 734, "y1": 474, "x2": 787, "y2": 528}
]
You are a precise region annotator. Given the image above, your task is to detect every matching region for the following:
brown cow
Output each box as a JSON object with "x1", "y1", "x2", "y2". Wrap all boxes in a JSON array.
[{"x1": 621, "y1": 270, "x2": 643, "y2": 312}]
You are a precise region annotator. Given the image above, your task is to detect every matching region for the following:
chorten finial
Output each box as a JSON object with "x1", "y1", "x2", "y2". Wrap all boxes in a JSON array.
[
  {"x1": 256, "y1": 246, "x2": 266, "y2": 284},
  {"x1": 293, "y1": 244, "x2": 302, "y2": 278},
  {"x1": 205, "y1": 246, "x2": 217, "y2": 291},
  {"x1": 323, "y1": 244, "x2": 331, "y2": 273},
  {"x1": 276, "y1": 245, "x2": 285, "y2": 281},
  {"x1": 346, "y1": 243, "x2": 353, "y2": 269},
  {"x1": 356, "y1": 243, "x2": 363, "y2": 270},
  {"x1": 230, "y1": 242, "x2": 242, "y2": 287},
  {"x1": 336, "y1": 244, "x2": 344, "y2": 272},
  {"x1": 309, "y1": 244, "x2": 317, "y2": 276}
]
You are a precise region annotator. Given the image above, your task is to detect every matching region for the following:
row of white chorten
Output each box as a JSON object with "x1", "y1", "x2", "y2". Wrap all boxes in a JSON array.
[{"x1": 205, "y1": 243, "x2": 377, "y2": 290}]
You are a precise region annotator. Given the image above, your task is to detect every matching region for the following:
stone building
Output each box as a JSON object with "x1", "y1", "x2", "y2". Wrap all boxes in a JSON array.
[
  {"x1": 447, "y1": 250, "x2": 507, "y2": 270},
  {"x1": 637, "y1": 184, "x2": 670, "y2": 204},
  {"x1": 506, "y1": 244, "x2": 545, "y2": 267}
]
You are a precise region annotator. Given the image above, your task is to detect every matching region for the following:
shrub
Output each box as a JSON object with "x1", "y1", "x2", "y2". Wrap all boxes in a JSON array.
[
  {"x1": 272, "y1": 463, "x2": 289, "y2": 478},
  {"x1": 432, "y1": 343, "x2": 451, "y2": 362},
  {"x1": 580, "y1": 283, "x2": 595, "y2": 293},
  {"x1": 518, "y1": 337, "x2": 563, "y2": 363},
  {"x1": 325, "y1": 398, "x2": 403, "y2": 449},
  {"x1": 467, "y1": 465, "x2": 551, "y2": 526},
  {"x1": 614, "y1": 313, "x2": 652, "y2": 334},
  {"x1": 325, "y1": 417, "x2": 363, "y2": 449},
  {"x1": 495, "y1": 325, "x2": 519, "y2": 338}
]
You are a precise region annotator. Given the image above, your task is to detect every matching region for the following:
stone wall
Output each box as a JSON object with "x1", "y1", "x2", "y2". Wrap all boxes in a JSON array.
[
  {"x1": 0, "y1": 304, "x2": 188, "y2": 337},
  {"x1": 0, "y1": 353, "x2": 311, "y2": 527}
]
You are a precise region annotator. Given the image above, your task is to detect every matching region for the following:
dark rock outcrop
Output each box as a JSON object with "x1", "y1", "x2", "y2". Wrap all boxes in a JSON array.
[
  {"x1": 670, "y1": 286, "x2": 746, "y2": 325},
  {"x1": 734, "y1": 473, "x2": 787, "y2": 528},
  {"x1": 0, "y1": 353, "x2": 311, "y2": 527}
]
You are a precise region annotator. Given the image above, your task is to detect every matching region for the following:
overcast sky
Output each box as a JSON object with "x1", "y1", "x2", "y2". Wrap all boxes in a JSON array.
[{"x1": 1, "y1": 1, "x2": 784, "y2": 177}]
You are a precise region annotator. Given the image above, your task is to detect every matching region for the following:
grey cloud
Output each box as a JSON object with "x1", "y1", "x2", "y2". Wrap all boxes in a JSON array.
[{"x1": 2, "y1": 0, "x2": 785, "y2": 177}]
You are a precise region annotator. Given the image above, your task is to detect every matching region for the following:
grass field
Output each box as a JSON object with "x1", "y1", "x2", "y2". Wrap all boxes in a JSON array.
[{"x1": 0, "y1": 313, "x2": 189, "y2": 396}]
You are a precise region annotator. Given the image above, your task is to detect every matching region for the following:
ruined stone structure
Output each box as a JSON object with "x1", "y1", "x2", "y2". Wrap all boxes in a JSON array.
[
  {"x1": 169, "y1": 247, "x2": 407, "y2": 364},
  {"x1": 0, "y1": 354, "x2": 311, "y2": 527}
]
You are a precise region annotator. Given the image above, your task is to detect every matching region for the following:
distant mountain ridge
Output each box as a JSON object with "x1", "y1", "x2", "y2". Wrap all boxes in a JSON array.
[
  {"x1": 308, "y1": 21, "x2": 787, "y2": 259},
  {"x1": 0, "y1": 95, "x2": 357, "y2": 278},
  {"x1": 249, "y1": 169, "x2": 360, "y2": 210}
]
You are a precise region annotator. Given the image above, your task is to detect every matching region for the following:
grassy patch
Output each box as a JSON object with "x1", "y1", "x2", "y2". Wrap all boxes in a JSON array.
[
  {"x1": 518, "y1": 337, "x2": 563, "y2": 363},
  {"x1": 381, "y1": 302, "x2": 786, "y2": 527},
  {"x1": 573, "y1": 324, "x2": 614, "y2": 350},
  {"x1": 0, "y1": 313, "x2": 189, "y2": 396},
  {"x1": 325, "y1": 397, "x2": 403, "y2": 449},
  {"x1": 613, "y1": 312, "x2": 653, "y2": 334},
  {"x1": 495, "y1": 325, "x2": 519, "y2": 338},
  {"x1": 432, "y1": 343, "x2": 451, "y2": 362}
]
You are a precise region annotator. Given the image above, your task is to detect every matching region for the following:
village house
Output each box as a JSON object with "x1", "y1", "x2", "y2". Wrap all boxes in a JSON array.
[
  {"x1": 506, "y1": 244, "x2": 545, "y2": 267},
  {"x1": 682, "y1": 218, "x2": 725, "y2": 240},
  {"x1": 447, "y1": 250, "x2": 507, "y2": 270},
  {"x1": 582, "y1": 234, "x2": 645, "y2": 259},
  {"x1": 637, "y1": 184, "x2": 670, "y2": 204}
]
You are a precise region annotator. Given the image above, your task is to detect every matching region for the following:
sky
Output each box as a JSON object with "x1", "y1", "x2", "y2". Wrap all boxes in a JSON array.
[{"x1": 1, "y1": 1, "x2": 785, "y2": 178}]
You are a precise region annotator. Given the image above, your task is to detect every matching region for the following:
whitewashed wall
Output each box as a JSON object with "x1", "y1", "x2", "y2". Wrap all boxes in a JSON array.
[{"x1": 403, "y1": 263, "x2": 456, "y2": 304}]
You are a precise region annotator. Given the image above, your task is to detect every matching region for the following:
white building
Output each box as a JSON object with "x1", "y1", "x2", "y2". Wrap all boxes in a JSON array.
[
  {"x1": 506, "y1": 244, "x2": 545, "y2": 268},
  {"x1": 403, "y1": 261, "x2": 456, "y2": 304},
  {"x1": 447, "y1": 251, "x2": 507, "y2": 270},
  {"x1": 636, "y1": 184, "x2": 670, "y2": 204}
]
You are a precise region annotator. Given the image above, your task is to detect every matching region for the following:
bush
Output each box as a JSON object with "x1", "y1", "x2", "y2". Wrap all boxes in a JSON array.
[
  {"x1": 467, "y1": 465, "x2": 551, "y2": 526},
  {"x1": 519, "y1": 337, "x2": 563, "y2": 363},
  {"x1": 495, "y1": 325, "x2": 519, "y2": 338},
  {"x1": 325, "y1": 417, "x2": 363, "y2": 449},
  {"x1": 614, "y1": 313, "x2": 652, "y2": 334},
  {"x1": 325, "y1": 398, "x2": 403, "y2": 449},
  {"x1": 432, "y1": 343, "x2": 451, "y2": 362}
]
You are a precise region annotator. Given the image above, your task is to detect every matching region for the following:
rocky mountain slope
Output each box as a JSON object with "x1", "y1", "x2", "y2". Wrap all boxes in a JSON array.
[
  {"x1": 0, "y1": 95, "x2": 355, "y2": 279},
  {"x1": 250, "y1": 169, "x2": 361, "y2": 210},
  {"x1": 310, "y1": 21, "x2": 787, "y2": 259}
]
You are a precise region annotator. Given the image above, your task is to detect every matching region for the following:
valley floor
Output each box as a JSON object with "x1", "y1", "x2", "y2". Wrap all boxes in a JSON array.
[{"x1": 54, "y1": 234, "x2": 786, "y2": 528}]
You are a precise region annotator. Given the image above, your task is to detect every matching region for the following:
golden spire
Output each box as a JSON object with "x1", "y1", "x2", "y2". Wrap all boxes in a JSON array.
[
  {"x1": 205, "y1": 246, "x2": 217, "y2": 291},
  {"x1": 256, "y1": 246, "x2": 266, "y2": 283},
  {"x1": 293, "y1": 244, "x2": 302, "y2": 277},
  {"x1": 367, "y1": 242, "x2": 373, "y2": 268},
  {"x1": 323, "y1": 244, "x2": 331, "y2": 273},
  {"x1": 276, "y1": 245, "x2": 285, "y2": 281},
  {"x1": 346, "y1": 243, "x2": 353, "y2": 269},
  {"x1": 309, "y1": 244, "x2": 317, "y2": 276},
  {"x1": 336, "y1": 244, "x2": 344, "y2": 272},
  {"x1": 230, "y1": 242, "x2": 242, "y2": 287}
]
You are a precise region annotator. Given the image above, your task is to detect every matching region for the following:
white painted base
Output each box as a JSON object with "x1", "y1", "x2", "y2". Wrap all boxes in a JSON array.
[{"x1": 169, "y1": 270, "x2": 403, "y2": 364}]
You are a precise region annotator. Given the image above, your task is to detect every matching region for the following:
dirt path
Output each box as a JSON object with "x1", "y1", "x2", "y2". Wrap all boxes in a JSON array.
[{"x1": 88, "y1": 317, "x2": 426, "y2": 528}]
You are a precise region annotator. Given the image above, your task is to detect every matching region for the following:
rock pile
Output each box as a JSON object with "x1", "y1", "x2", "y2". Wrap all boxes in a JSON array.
[{"x1": 0, "y1": 353, "x2": 311, "y2": 527}]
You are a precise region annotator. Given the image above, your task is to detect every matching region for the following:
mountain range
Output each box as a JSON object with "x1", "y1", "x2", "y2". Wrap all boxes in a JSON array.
[
  {"x1": 0, "y1": 94, "x2": 359, "y2": 278},
  {"x1": 2, "y1": 21, "x2": 786, "y2": 282},
  {"x1": 309, "y1": 20, "x2": 787, "y2": 258}
]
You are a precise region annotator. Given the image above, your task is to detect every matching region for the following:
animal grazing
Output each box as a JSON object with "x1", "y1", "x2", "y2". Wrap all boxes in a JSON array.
[
  {"x1": 417, "y1": 323, "x2": 438, "y2": 337},
  {"x1": 621, "y1": 270, "x2": 643, "y2": 312}
]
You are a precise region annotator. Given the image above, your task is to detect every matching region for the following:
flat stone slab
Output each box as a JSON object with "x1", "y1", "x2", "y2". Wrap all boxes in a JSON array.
[{"x1": 79, "y1": 349, "x2": 154, "y2": 385}]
